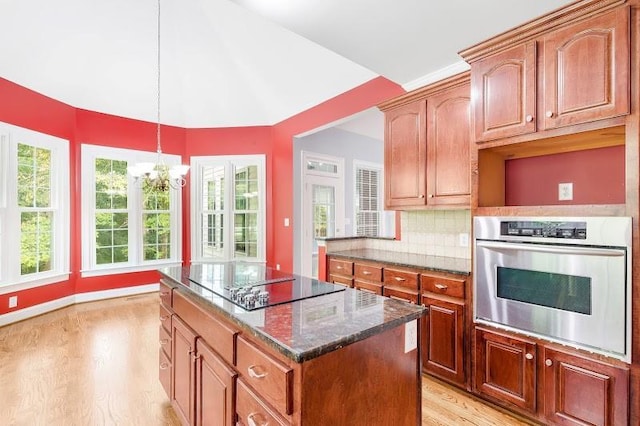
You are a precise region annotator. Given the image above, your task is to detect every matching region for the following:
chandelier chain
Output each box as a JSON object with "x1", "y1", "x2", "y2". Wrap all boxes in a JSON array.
[{"x1": 156, "y1": 0, "x2": 162, "y2": 155}]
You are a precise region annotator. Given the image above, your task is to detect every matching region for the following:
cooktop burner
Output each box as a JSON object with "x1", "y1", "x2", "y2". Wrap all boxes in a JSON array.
[{"x1": 187, "y1": 262, "x2": 346, "y2": 311}]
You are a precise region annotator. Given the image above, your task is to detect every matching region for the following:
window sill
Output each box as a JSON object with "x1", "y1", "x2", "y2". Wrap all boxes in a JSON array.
[
  {"x1": 81, "y1": 261, "x2": 183, "y2": 278},
  {"x1": 0, "y1": 273, "x2": 71, "y2": 295}
]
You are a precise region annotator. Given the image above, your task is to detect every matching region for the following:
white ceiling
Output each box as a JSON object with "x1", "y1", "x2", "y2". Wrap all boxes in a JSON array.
[{"x1": 0, "y1": 0, "x2": 573, "y2": 129}]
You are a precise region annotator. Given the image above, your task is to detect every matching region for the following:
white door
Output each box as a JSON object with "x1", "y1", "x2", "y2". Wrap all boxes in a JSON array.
[{"x1": 301, "y1": 153, "x2": 344, "y2": 278}]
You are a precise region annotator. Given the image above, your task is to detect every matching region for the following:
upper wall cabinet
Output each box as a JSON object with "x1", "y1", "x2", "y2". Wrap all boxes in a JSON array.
[
  {"x1": 379, "y1": 73, "x2": 471, "y2": 209},
  {"x1": 464, "y1": 3, "x2": 629, "y2": 143}
]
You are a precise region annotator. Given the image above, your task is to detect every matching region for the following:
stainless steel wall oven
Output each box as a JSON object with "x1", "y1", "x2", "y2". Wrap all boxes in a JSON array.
[{"x1": 474, "y1": 216, "x2": 632, "y2": 362}]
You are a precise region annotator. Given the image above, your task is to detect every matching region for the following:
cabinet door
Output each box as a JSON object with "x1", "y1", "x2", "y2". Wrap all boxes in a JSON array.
[
  {"x1": 543, "y1": 7, "x2": 629, "y2": 130},
  {"x1": 426, "y1": 82, "x2": 471, "y2": 206},
  {"x1": 422, "y1": 297, "x2": 465, "y2": 386},
  {"x1": 195, "y1": 339, "x2": 237, "y2": 426},
  {"x1": 471, "y1": 41, "x2": 536, "y2": 142},
  {"x1": 384, "y1": 100, "x2": 427, "y2": 208},
  {"x1": 474, "y1": 327, "x2": 537, "y2": 413},
  {"x1": 172, "y1": 316, "x2": 197, "y2": 426},
  {"x1": 543, "y1": 347, "x2": 629, "y2": 426}
]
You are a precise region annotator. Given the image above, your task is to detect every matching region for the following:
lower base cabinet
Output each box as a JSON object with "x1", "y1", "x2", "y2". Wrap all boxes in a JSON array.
[
  {"x1": 172, "y1": 316, "x2": 197, "y2": 426},
  {"x1": 422, "y1": 297, "x2": 465, "y2": 387},
  {"x1": 543, "y1": 347, "x2": 629, "y2": 426},
  {"x1": 474, "y1": 326, "x2": 630, "y2": 425},
  {"x1": 196, "y1": 339, "x2": 237, "y2": 426}
]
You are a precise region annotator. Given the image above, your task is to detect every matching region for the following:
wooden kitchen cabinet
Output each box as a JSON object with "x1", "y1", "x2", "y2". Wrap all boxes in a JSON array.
[
  {"x1": 474, "y1": 327, "x2": 537, "y2": 413},
  {"x1": 159, "y1": 281, "x2": 175, "y2": 401},
  {"x1": 467, "y1": 6, "x2": 629, "y2": 144},
  {"x1": 382, "y1": 99, "x2": 427, "y2": 208},
  {"x1": 425, "y1": 80, "x2": 471, "y2": 206},
  {"x1": 422, "y1": 297, "x2": 465, "y2": 386},
  {"x1": 353, "y1": 261, "x2": 384, "y2": 295},
  {"x1": 195, "y1": 338, "x2": 237, "y2": 426},
  {"x1": 172, "y1": 315, "x2": 198, "y2": 426},
  {"x1": 328, "y1": 258, "x2": 353, "y2": 288},
  {"x1": 379, "y1": 72, "x2": 470, "y2": 209},
  {"x1": 543, "y1": 346, "x2": 629, "y2": 426}
]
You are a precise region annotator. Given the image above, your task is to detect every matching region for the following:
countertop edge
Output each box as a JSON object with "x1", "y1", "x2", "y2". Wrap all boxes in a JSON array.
[{"x1": 160, "y1": 271, "x2": 427, "y2": 363}]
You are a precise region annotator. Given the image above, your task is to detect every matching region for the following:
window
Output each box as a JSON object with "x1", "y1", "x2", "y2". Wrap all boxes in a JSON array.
[
  {"x1": 354, "y1": 161, "x2": 394, "y2": 238},
  {"x1": 191, "y1": 155, "x2": 265, "y2": 262},
  {"x1": 0, "y1": 122, "x2": 69, "y2": 290},
  {"x1": 81, "y1": 145, "x2": 183, "y2": 276}
]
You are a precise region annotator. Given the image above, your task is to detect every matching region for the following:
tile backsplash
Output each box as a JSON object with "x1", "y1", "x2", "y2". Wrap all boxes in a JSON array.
[{"x1": 327, "y1": 210, "x2": 472, "y2": 259}]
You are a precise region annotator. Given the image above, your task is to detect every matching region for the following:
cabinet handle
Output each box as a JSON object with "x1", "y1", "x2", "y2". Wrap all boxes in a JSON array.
[
  {"x1": 247, "y1": 413, "x2": 267, "y2": 426},
  {"x1": 159, "y1": 338, "x2": 169, "y2": 346},
  {"x1": 248, "y1": 365, "x2": 268, "y2": 379},
  {"x1": 525, "y1": 353, "x2": 534, "y2": 360},
  {"x1": 545, "y1": 359, "x2": 553, "y2": 367},
  {"x1": 160, "y1": 315, "x2": 169, "y2": 321},
  {"x1": 546, "y1": 111, "x2": 554, "y2": 118},
  {"x1": 160, "y1": 362, "x2": 169, "y2": 370},
  {"x1": 525, "y1": 114, "x2": 533, "y2": 122},
  {"x1": 336, "y1": 265, "x2": 342, "y2": 270},
  {"x1": 394, "y1": 277, "x2": 406, "y2": 282},
  {"x1": 160, "y1": 291, "x2": 169, "y2": 296},
  {"x1": 434, "y1": 283, "x2": 448, "y2": 290},
  {"x1": 362, "y1": 271, "x2": 372, "y2": 275}
]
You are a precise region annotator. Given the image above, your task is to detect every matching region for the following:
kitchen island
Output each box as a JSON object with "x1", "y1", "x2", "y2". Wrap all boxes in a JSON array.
[{"x1": 158, "y1": 263, "x2": 426, "y2": 426}]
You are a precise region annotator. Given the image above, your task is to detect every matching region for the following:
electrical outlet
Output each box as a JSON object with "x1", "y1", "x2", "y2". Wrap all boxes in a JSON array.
[
  {"x1": 284, "y1": 218, "x2": 290, "y2": 227},
  {"x1": 8, "y1": 295, "x2": 17, "y2": 308},
  {"x1": 458, "y1": 233, "x2": 469, "y2": 247},
  {"x1": 276, "y1": 264, "x2": 281, "y2": 271},
  {"x1": 558, "y1": 182, "x2": 573, "y2": 201},
  {"x1": 404, "y1": 320, "x2": 417, "y2": 353}
]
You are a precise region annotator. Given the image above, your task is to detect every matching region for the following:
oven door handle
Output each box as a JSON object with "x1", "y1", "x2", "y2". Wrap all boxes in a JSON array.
[{"x1": 475, "y1": 240, "x2": 625, "y2": 257}]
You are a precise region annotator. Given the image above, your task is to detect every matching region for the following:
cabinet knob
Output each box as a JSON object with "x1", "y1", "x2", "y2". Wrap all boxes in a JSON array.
[
  {"x1": 546, "y1": 111, "x2": 554, "y2": 118},
  {"x1": 525, "y1": 114, "x2": 534, "y2": 122},
  {"x1": 419, "y1": 194, "x2": 425, "y2": 199},
  {"x1": 248, "y1": 365, "x2": 268, "y2": 379},
  {"x1": 545, "y1": 359, "x2": 553, "y2": 367},
  {"x1": 525, "y1": 353, "x2": 534, "y2": 360},
  {"x1": 428, "y1": 194, "x2": 434, "y2": 198},
  {"x1": 247, "y1": 413, "x2": 267, "y2": 426}
]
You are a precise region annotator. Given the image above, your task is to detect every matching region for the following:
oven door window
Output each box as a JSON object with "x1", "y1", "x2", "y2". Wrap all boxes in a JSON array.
[{"x1": 496, "y1": 267, "x2": 591, "y2": 315}]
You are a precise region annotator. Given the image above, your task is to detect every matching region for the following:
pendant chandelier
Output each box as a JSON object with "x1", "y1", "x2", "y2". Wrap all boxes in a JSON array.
[{"x1": 127, "y1": 0, "x2": 189, "y2": 192}]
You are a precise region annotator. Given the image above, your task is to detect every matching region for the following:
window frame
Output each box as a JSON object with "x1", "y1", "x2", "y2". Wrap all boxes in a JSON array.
[
  {"x1": 353, "y1": 160, "x2": 388, "y2": 238},
  {"x1": 0, "y1": 123, "x2": 70, "y2": 293},
  {"x1": 80, "y1": 144, "x2": 184, "y2": 277},
  {"x1": 190, "y1": 154, "x2": 266, "y2": 264}
]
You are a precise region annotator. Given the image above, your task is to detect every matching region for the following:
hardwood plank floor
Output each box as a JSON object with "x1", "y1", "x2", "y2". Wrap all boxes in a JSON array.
[{"x1": 0, "y1": 293, "x2": 529, "y2": 425}]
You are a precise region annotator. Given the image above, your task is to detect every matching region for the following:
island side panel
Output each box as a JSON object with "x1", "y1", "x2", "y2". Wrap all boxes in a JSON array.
[{"x1": 300, "y1": 320, "x2": 422, "y2": 425}]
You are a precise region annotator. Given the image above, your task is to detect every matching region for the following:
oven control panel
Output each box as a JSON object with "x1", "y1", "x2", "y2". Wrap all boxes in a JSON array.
[{"x1": 500, "y1": 221, "x2": 587, "y2": 239}]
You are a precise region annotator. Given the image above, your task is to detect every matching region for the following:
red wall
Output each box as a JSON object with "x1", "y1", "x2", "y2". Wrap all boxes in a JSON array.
[
  {"x1": 0, "y1": 75, "x2": 403, "y2": 315},
  {"x1": 505, "y1": 145, "x2": 625, "y2": 206}
]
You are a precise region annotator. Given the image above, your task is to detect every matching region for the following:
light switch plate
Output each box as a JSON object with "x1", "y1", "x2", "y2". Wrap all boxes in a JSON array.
[
  {"x1": 558, "y1": 182, "x2": 573, "y2": 201},
  {"x1": 8, "y1": 296, "x2": 17, "y2": 308},
  {"x1": 404, "y1": 319, "x2": 417, "y2": 353}
]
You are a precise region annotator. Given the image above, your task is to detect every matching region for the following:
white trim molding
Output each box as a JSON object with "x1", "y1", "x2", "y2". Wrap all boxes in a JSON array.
[
  {"x1": 402, "y1": 60, "x2": 471, "y2": 92},
  {"x1": 0, "y1": 283, "x2": 160, "y2": 327}
]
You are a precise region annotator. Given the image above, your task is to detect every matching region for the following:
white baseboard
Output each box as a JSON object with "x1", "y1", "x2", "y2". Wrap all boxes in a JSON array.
[{"x1": 0, "y1": 283, "x2": 160, "y2": 327}]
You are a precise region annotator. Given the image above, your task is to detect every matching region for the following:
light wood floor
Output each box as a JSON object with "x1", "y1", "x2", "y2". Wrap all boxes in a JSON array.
[{"x1": 0, "y1": 293, "x2": 530, "y2": 426}]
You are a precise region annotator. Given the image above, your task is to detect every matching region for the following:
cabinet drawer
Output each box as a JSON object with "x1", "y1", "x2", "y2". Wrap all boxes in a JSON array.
[
  {"x1": 159, "y1": 347, "x2": 171, "y2": 397},
  {"x1": 384, "y1": 268, "x2": 419, "y2": 290},
  {"x1": 329, "y1": 274, "x2": 353, "y2": 288},
  {"x1": 236, "y1": 378, "x2": 289, "y2": 426},
  {"x1": 421, "y1": 274, "x2": 465, "y2": 299},
  {"x1": 159, "y1": 280, "x2": 173, "y2": 307},
  {"x1": 383, "y1": 286, "x2": 419, "y2": 304},
  {"x1": 354, "y1": 263, "x2": 383, "y2": 282},
  {"x1": 159, "y1": 325, "x2": 172, "y2": 360},
  {"x1": 159, "y1": 304, "x2": 172, "y2": 333},
  {"x1": 236, "y1": 335, "x2": 293, "y2": 416},
  {"x1": 354, "y1": 279, "x2": 383, "y2": 295},
  {"x1": 329, "y1": 258, "x2": 353, "y2": 275},
  {"x1": 173, "y1": 291, "x2": 238, "y2": 366}
]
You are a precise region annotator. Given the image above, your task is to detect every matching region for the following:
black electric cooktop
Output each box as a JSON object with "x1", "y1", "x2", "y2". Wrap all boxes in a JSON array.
[{"x1": 187, "y1": 262, "x2": 346, "y2": 311}]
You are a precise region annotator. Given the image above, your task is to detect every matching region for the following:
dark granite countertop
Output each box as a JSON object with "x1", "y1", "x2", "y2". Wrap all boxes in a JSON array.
[
  {"x1": 159, "y1": 265, "x2": 426, "y2": 363},
  {"x1": 327, "y1": 248, "x2": 472, "y2": 275}
]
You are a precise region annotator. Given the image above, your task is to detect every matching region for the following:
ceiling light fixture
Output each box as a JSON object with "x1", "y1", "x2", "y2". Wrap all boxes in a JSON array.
[{"x1": 128, "y1": 0, "x2": 189, "y2": 192}]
